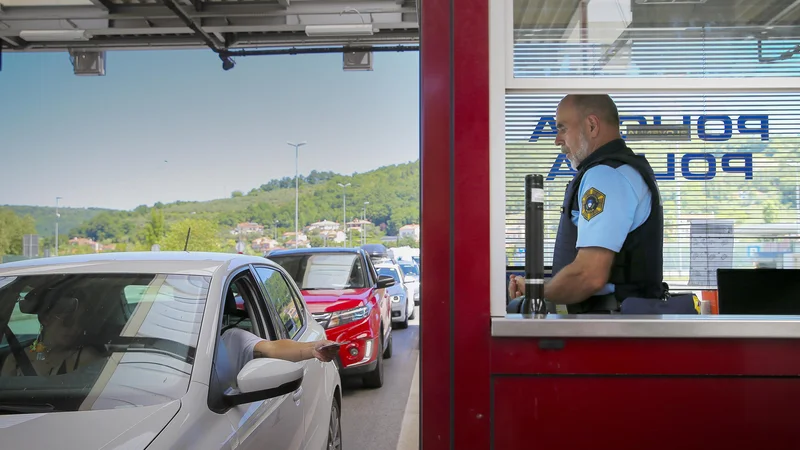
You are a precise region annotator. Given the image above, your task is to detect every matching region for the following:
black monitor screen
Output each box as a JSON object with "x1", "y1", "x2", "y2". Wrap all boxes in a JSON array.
[{"x1": 716, "y1": 269, "x2": 800, "y2": 315}]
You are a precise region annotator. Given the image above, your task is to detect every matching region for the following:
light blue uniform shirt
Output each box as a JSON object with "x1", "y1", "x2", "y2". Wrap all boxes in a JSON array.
[{"x1": 570, "y1": 164, "x2": 652, "y2": 296}]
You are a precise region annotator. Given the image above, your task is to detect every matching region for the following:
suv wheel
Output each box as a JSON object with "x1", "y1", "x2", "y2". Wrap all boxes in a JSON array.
[
  {"x1": 363, "y1": 336, "x2": 384, "y2": 388},
  {"x1": 383, "y1": 328, "x2": 393, "y2": 359}
]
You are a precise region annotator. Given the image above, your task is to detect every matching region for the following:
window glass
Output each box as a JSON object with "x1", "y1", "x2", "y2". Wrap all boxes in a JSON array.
[
  {"x1": 505, "y1": 92, "x2": 800, "y2": 288},
  {"x1": 268, "y1": 253, "x2": 366, "y2": 289},
  {"x1": 0, "y1": 273, "x2": 209, "y2": 412},
  {"x1": 254, "y1": 267, "x2": 304, "y2": 339},
  {"x1": 377, "y1": 267, "x2": 402, "y2": 283},
  {"x1": 512, "y1": 0, "x2": 800, "y2": 79},
  {"x1": 398, "y1": 264, "x2": 419, "y2": 277}
]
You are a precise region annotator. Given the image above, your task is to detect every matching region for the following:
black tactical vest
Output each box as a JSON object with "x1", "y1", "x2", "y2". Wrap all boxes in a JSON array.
[{"x1": 551, "y1": 139, "x2": 665, "y2": 313}]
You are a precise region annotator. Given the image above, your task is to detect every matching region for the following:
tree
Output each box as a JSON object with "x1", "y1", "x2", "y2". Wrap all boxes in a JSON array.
[
  {"x1": 144, "y1": 208, "x2": 166, "y2": 247},
  {"x1": 162, "y1": 218, "x2": 223, "y2": 252},
  {"x1": 397, "y1": 236, "x2": 419, "y2": 248},
  {"x1": 0, "y1": 208, "x2": 36, "y2": 256}
]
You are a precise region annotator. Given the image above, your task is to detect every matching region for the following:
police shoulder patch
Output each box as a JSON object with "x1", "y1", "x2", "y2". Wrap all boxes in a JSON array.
[{"x1": 581, "y1": 187, "x2": 606, "y2": 221}]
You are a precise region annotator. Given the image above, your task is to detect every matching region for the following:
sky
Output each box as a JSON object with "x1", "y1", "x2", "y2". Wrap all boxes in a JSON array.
[{"x1": 0, "y1": 49, "x2": 420, "y2": 211}]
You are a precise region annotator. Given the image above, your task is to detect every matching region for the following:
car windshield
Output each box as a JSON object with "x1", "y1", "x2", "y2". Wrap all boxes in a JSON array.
[
  {"x1": 269, "y1": 253, "x2": 367, "y2": 290},
  {"x1": 399, "y1": 264, "x2": 420, "y2": 277},
  {"x1": 0, "y1": 273, "x2": 209, "y2": 413},
  {"x1": 377, "y1": 267, "x2": 402, "y2": 283}
]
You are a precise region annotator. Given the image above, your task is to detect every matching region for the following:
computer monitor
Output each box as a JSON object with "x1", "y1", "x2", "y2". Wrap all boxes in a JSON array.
[{"x1": 716, "y1": 268, "x2": 800, "y2": 315}]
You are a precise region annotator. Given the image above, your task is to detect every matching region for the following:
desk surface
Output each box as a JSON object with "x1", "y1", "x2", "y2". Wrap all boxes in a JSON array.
[{"x1": 493, "y1": 314, "x2": 800, "y2": 339}]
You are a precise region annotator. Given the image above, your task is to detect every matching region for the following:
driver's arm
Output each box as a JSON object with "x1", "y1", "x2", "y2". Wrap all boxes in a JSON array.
[{"x1": 253, "y1": 339, "x2": 338, "y2": 363}]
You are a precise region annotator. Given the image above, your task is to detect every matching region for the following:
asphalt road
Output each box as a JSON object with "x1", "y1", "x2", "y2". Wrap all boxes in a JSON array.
[{"x1": 340, "y1": 306, "x2": 420, "y2": 450}]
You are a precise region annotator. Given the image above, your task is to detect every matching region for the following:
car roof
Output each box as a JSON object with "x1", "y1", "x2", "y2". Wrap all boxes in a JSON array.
[
  {"x1": 267, "y1": 247, "x2": 364, "y2": 257},
  {"x1": 0, "y1": 251, "x2": 278, "y2": 277},
  {"x1": 375, "y1": 262, "x2": 400, "y2": 269}
]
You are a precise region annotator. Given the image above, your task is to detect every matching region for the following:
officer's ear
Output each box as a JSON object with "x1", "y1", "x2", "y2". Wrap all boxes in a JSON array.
[{"x1": 586, "y1": 115, "x2": 601, "y2": 138}]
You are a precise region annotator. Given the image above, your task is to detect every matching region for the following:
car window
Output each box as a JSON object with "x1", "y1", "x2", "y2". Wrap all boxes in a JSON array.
[
  {"x1": 399, "y1": 264, "x2": 420, "y2": 277},
  {"x1": 253, "y1": 267, "x2": 304, "y2": 339},
  {"x1": 220, "y1": 278, "x2": 261, "y2": 337},
  {"x1": 377, "y1": 267, "x2": 402, "y2": 283},
  {"x1": 366, "y1": 255, "x2": 379, "y2": 285},
  {"x1": 0, "y1": 273, "x2": 209, "y2": 412},
  {"x1": 268, "y1": 253, "x2": 367, "y2": 289}
]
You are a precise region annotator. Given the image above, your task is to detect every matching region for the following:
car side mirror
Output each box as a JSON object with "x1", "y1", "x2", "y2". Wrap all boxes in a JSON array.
[
  {"x1": 223, "y1": 358, "x2": 304, "y2": 407},
  {"x1": 377, "y1": 275, "x2": 396, "y2": 289},
  {"x1": 403, "y1": 275, "x2": 416, "y2": 284}
]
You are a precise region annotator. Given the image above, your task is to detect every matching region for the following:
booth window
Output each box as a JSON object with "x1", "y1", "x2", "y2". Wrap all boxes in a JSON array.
[
  {"x1": 503, "y1": 0, "x2": 800, "y2": 290},
  {"x1": 505, "y1": 93, "x2": 800, "y2": 289},
  {"x1": 511, "y1": 0, "x2": 800, "y2": 81}
]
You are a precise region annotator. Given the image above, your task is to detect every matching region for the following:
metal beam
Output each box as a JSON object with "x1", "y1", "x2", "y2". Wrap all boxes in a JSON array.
[
  {"x1": 0, "y1": 2, "x2": 415, "y2": 21},
  {"x1": 0, "y1": 35, "x2": 24, "y2": 48},
  {"x1": 5, "y1": 21, "x2": 417, "y2": 37},
  {"x1": 162, "y1": 0, "x2": 224, "y2": 51},
  {"x1": 765, "y1": 0, "x2": 800, "y2": 26},
  {"x1": 277, "y1": 0, "x2": 290, "y2": 6},
  {"x1": 1, "y1": 29, "x2": 419, "y2": 52},
  {"x1": 88, "y1": 0, "x2": 112, "y2": 12},
  {"x1": 222, "y1": 44, "x2": 417, "y2": 57}
]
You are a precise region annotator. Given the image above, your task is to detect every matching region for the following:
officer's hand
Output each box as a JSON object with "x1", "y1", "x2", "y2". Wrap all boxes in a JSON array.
[{"x1": 508, "y1": 275, "x2": 525, "y2": 299}]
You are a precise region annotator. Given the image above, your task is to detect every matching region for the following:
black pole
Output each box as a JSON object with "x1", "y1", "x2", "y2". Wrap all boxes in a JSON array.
[
  {"x1": 523, "y1": 174, "x2": 545, "y2": 315},
  {"x1": 184, "y1": 227, "x2": 192, "y2": 252}
]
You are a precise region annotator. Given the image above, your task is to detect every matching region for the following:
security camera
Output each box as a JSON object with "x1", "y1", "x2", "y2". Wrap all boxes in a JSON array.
[{"x1": 221, "y1": 56, "x2": 235, "y2": 71}]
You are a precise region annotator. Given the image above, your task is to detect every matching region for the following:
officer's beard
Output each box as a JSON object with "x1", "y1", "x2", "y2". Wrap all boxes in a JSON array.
[{"x1": 566, "y1": 131, "x2": 591, "y2": 169}]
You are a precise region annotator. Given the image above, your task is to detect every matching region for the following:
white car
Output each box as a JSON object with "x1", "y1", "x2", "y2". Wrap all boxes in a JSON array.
[
  {"x1": 374, "y1": 262, "x2": 415, "y2": 328},
  {"x1": 0, "y1": 252, "x2": 342, "y2": 450},
  {"x1": 397, "y1": 260, "x2": 421, "y2": 305}
]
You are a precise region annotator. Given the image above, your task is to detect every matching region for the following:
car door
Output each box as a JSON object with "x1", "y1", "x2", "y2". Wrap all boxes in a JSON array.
[
  {"x1": 225, "y1": 272, "x2": 305, "y2": 450},
  {"x1": 252, "y1": 265, "x2": 328, "y2": 450}
]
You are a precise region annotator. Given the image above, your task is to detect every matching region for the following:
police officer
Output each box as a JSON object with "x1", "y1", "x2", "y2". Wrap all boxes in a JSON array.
[{"x1": 509, "y1": 94, "x2": 664, "y2": 314}]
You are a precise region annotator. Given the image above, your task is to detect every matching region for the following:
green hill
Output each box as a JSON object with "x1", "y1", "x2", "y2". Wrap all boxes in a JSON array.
[
  {"x1": 1, "y1": 205, "x2": 114, "y2": 238},
  {"x1": 7, "y1": 161, "x2": 419, "y2": 249}
]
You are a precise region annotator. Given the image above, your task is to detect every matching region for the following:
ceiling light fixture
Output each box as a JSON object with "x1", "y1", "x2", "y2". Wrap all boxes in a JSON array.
[
  {"x1": 20, "y1": 30, "x2": 91, "y2": 42},
  {"x1": 304, "y1": 24, "x2": 375, "y2": 37}
]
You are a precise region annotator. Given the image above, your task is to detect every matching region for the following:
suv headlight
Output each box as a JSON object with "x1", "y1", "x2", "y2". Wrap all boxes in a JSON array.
[{"x1": 326, "y1": 305, "x2": 370, "y2": 329}]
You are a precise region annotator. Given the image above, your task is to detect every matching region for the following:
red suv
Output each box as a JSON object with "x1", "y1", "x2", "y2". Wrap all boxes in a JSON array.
[{"x1": 266, "y1": 247, "x2": 394, "y2": 388}]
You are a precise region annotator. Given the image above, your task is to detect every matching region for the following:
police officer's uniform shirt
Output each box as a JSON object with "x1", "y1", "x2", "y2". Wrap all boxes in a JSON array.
[{"x1": 571, "y1": 164, "x2": 652, "y2": 295}]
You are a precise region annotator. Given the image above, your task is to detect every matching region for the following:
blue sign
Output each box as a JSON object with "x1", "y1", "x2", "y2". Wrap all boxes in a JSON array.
[
  {"x1": 545, "y1": 152, "x2": 753, "y2": 181},
  {"x1": 529, "y1": 114, "x2": 770, "y2": 142}
]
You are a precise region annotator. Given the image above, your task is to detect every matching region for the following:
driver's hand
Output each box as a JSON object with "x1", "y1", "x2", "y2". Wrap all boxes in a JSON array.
[{"x1": 312, "y1": 340, "x2": 339, "y2": 362}]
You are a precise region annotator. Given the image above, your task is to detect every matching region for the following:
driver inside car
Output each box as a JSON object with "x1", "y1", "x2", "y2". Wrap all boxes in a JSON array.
[
  {"x1": 1, "y1": 288, "x2": 106, "y2": 377},
  {"x1": 219, "y1": 288, "x2": 339, "y2": 372}
]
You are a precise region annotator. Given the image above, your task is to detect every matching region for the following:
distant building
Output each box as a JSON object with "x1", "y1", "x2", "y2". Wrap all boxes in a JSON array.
[
  {"x1": 399, "y1": 224, "x2": 420, "y2": 241},
  {"x1": 282, "y1": 231, "x2": 309, "y2": 244},
  {"x1": 305, "y1": 220, "x2": 340, "y2": 233},
  {"x1": 251, "y1": 237, "x2": 280, "y2": 252},
  {"x1": 233, "y1": 222, "x2": 264, "y2": 234}
]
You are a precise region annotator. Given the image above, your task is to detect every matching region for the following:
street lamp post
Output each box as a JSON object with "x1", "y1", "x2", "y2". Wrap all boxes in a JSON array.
[
  {"x1": 55, "y1": 196, "x2": 62, "y2": 257},
  {"x1": 363, "y1": 201, "x2": 369, "y2": 245},
  {"x1": 337, "y1": 182, "x2": 351, "y2": 247},
  {"x1": 287, "y1": 141, "x2": 306, "y2": 248}
]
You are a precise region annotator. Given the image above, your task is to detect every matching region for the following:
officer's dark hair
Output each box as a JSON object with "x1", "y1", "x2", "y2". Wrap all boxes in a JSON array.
[{"x1": 565, "y1": 94, "x2": 620, "y2": 127}]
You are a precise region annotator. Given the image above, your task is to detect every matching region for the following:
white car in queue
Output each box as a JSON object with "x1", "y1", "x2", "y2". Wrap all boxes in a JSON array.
[
  {"x1": 0, "y1": 252, "x2": 342, "y2": 450},
  {"x1": 374, "y1": 261, "x2": 415, "y2": 328}
]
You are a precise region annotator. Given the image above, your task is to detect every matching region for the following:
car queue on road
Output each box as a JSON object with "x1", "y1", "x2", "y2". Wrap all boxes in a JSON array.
[{"x1": 0, "y1": 247, "x2": 420, "y2": 449}]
